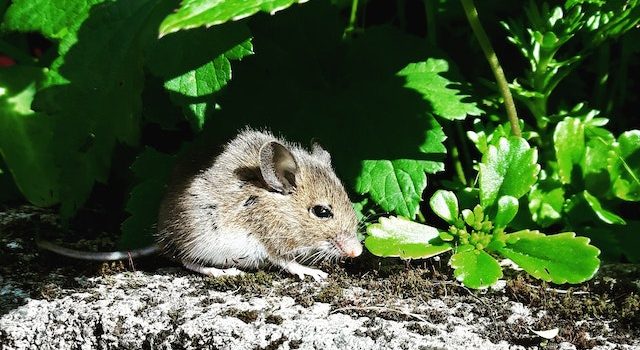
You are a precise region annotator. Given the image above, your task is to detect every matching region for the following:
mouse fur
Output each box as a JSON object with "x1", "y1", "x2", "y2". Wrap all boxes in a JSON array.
[{"x1": 156, "y1": 128, "x2": 362, "y2": 280}]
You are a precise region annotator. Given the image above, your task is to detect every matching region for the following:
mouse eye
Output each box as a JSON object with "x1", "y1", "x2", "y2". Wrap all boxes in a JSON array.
[{"x1": 310, "y1": 205, "x2": 333, "y2": 219}]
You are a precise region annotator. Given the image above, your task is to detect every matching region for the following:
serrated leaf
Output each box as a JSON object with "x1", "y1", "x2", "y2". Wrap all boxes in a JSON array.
[
  {"x1": 449, "y1": 249, "x2": 503, "y2": 289},
  {"x1": 0, "y1": 66, "x2": 59, "y2": 206},
  {"x1": 429, "y1": 190, "x2": 459, "y2": 224},
  {"x1": 497, "y1": 230, "x2": 600, "y2": 284},
  {"x1": 494, "y1": 195, "x2": 518, "y2": 228},
  {"x1": 159, "y1": 0, "x2": 308, "y2": 37},
  {"x1": 554, "y1": 117, "x2": 585, "y2": 184},
  {"x1": 582, "y1": 190, "x2": 626, "y2": 225},
  {"x1": 3, "y1": 0, "x2": 106, "y2": 40},
  {"x1": 479, "y1": 137, "x2": 540, "y2": 209},
  {"x1": 120, "y1": 148, "x2": 176, "y2": 249},
  {"x1": 148, "y1": 23, "x2": 253, "y2": 130},
  {"x1": 398, "y1": 60, "x2": 482, "y2": 120},
  {"x1": 31, "y1": 0, "x2": 173, "y2": 217},
  {"x1": 356, "y1": 159, "x2": 440, "y2": 219},
  {"x1": 608, "y1": 130, "x2": 640, "y2": 201},
  {"x1": 365, "y1": 216, "x2": 451, "y2": 259}
]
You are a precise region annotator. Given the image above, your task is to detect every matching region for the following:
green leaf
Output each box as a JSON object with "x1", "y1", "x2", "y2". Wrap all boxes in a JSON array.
[
  {"x1": 3, "y1": 0, "x2": 106, "y2": 40},
  {"x1": 479, "y1": 137, "x2": 540, "y2": 209},
  {"x1": 528, "y1": 178, "x2": 565, "y2": 228},
  {"x1": 582, "y1": 128, "x2": 614, "y2": 197},
  {"x1": 497, "y1": 230, "x2": 600, "y2": 284},
  {"x1": 449, "y1": 249, "x2": 503, "y2": 289},
  {"x1": 31, "y1": 0, "x2": 173, "y2": 217},
  {"x1": 608, "y1": 130, "x2": 640, "y2": 201},
  {"x1": 365, "y1": 216, "x2": 451, "y2": 259},
  {"x1": 0, "y1": 66, "x2": 59, "y2": 206},
  {"x1": 356, "y1": 159, "x2": 441, "y2": 219},
  {"x1": 120, "y1": 148, "x2": 176, "y2": 249},
  {"x1": 159, "y1": 0, "x2": 307, "y2": 37},
  {"x1": 398, "y1": 60, "x2": 482, "y2": 120},
  {"x1": 554, "y1": 117, "x2": 585, "y2": 184},
  {"x1": 494, "y1": 195, "x2": 518, "y2": 228},
  {"x1": 582, "y1": 190, "x2": 626, "y2": 225},
  {"x1": 429, "y1": 190, "x2": 459, "y2": 224}
]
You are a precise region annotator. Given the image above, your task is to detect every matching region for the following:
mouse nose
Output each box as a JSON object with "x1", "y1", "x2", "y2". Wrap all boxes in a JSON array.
[{"x1": 340, "y1": 238, "x2": 363, "y2": 258}]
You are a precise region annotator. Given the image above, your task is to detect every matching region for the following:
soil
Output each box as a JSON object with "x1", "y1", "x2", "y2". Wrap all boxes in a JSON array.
[{"x1": 0, "y1": 205, "x2": 638, "y2": 349}]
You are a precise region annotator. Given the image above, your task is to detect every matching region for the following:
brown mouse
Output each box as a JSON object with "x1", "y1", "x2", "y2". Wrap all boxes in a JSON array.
[{"x1": 38, "y1": 128, "x2": 363, "y2": 281}]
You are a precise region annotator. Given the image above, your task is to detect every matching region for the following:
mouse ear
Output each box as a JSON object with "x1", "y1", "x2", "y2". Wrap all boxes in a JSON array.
[
  {"x1": 259, "y1": 141, "x2": 299, "y2": 194},
  {"x1": 311, "y1": 140, "x2": 332, "y2": 165}
]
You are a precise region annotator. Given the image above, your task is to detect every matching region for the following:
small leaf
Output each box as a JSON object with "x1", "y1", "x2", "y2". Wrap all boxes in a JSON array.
[
  {"x1": 439, "y1": 231, "x2": 454, "y2": 241},
  {"x1": 365, "y1": 216, "x2": 451, "y2": 259},
  {"x1": 554, "y1": 117, "x2": 585, "y2": 184},
  {"x1": 494, "y1": 196, "x2": 518, "y2": 228},
  {"x1": 450, "y1": 249, "x2": 503, "y2": 289},
  {"x1": 608, "y1": 130, "x2": 640, "y2": 201},
  {"x1": 528, "y1": 176, "x2": 565, "y2": 228},
  {"x1": 429, "y1": 190, "x2": 459, "y2": 224},
  {"x1": 479, "y1": 137, "x2": 540, "y2": 209},
  {"x1": 398, "y1": 59, "x2": 483, "y2": 120},
  {"x1": 582, "y1": 191, "x2": 626, "y2": 225},
  {"x1": 159, "y1": 0, "x2": 308, "y2": 36},
  {"x1": 356, "y1": 159, "x2": 441, "y2": 219},
  {"x1": 497, "y1": 230, "x2": 600, "y2": 284}
]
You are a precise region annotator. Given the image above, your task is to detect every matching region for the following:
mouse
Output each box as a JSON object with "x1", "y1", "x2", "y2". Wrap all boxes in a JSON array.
[{"x1": 37, "y1": 128, "x2": 363, "y2": 281}]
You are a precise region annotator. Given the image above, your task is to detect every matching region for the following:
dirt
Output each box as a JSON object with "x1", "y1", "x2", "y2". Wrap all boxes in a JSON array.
[{"x1": 0, "y1": 205, "x2": 639, "y2": 349}]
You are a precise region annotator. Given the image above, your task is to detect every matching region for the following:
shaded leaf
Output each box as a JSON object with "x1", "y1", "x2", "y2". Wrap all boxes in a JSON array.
[
  {"x1": 0, "y1": 66, "x2": 59, "y2": 206},
  {"x1": 528, "y1": 177, "x2": 565, "y2": 228},
  {"x1": 554, "y1": 117, "x2": 585, "y2": 184},
  {"x1": 582, "y1": 190, "x2": 626, "y2": 225},
  {"x1": 608, "y1": 130, "x2": 640, "y2": 201}
]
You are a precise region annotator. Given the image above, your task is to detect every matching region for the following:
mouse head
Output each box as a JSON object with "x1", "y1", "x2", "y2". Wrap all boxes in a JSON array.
[{"x1": 259, "y1": 140, "x2": 363, "y2": 260}]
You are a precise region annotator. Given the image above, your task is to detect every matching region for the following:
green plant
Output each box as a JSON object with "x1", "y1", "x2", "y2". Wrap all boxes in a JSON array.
[
  {"x1": 0, "y1": 0, "x2": 638, "y2": 287},
  {"x1": 366, "y1": 136, "x2": 600, "y2": 288}
]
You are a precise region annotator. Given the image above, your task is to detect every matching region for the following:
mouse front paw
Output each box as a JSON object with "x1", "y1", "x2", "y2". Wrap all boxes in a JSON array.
[{"x1": 282, "y1": 261, "x2": 328, "y2": 281}]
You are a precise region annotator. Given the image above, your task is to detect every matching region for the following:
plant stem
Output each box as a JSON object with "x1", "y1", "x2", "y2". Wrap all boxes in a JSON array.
[
  {"x1": 459, "y1": 0, "x2": 521, "y2": 137},
  {"x1": 345, "y1": 0, "x2": 359, "y2": 36}
]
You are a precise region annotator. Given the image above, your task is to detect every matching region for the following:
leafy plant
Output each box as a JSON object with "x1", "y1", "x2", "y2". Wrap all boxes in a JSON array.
[
  {"x1": 366, "y1": 136, "x2": 600, "y2": 288},
  {"x1": 0, "y1": 0, "x2": 637, "y2": 287}
]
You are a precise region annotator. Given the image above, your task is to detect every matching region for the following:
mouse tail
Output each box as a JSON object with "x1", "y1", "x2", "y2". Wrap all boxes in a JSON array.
[{"x1": 36, "y1": 239, "x2": 159, "y2": 261}]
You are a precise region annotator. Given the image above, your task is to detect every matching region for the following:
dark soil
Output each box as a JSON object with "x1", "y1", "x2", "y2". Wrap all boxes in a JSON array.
[{"x1": 1, "y1": 205, "x2": 639, "y2": 349}]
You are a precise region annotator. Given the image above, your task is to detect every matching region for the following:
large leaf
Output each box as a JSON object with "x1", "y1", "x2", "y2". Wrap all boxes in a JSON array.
[
  {"x1": 479, "y1": 137, "x2": 540, "y2": 209},
  {"x1": 29, "y1": 0, "x2": 173, "y2": 217},
  {"x1": 497, "y1": 230, "x2": 600, "y2": 284},
  {"x1": 554, "y1": 117, "x2": 585, "y2": 184},
  {"x1": 449, "y1": 247, "x2": 503, "y2": 289},
  {"x1": 0, "y1": 66, "x2": 59, "y2": 206},
  {"x1": 159, "y1": 0, "x2": 307, "y2": 36},
  {"x1": 608, "y1": 130, "x2": 640, "y2": 201},
  {"x1": 365, "y1": 216, "x2": 451, "y2": 259},
  {"x1": 3, "y1": 0, "x2": 106, "y2": 40},
  {"x1": 398, "y1": 60, "x2": 482, "y2": 121}
]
